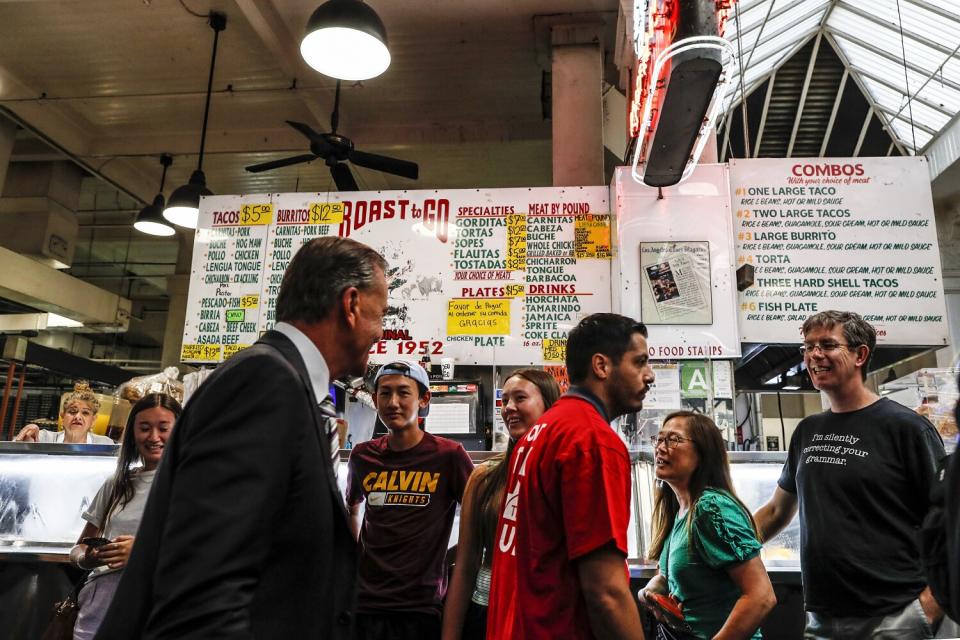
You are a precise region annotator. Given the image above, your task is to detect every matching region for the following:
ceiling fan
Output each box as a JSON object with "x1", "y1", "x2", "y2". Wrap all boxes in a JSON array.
[{"x1": 245, "y1": 80, "x2": 418, "y2": 191}]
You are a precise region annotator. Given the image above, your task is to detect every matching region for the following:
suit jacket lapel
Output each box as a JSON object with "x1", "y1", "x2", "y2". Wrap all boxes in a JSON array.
[{"x1": 257, "y1": 331, "x2": 349, "y2": 518}]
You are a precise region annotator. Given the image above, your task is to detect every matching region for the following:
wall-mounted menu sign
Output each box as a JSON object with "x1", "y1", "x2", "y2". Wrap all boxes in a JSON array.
[
  {"x1": 181, "y1": 188, "x2": 611, "y2": 365},
  {"x1": 731, "y1": 157, "x2": 948, "y2": 346}
]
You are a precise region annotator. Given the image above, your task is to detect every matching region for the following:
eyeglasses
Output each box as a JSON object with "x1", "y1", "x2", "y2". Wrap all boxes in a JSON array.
[
  {"x1": 649, "y1": 434, "x2": 692, "y2": 449},
  {"x1": 799, "y1": 341, "x2": 851, "y2": 355}
]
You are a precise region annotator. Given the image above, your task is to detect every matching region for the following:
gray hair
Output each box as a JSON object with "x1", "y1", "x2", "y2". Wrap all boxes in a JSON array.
[{"x1": 275, "y1": 237, "x2": 387, "y2": 324}]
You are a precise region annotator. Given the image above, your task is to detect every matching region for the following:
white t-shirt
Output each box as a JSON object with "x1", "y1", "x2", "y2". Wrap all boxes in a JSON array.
[
  {"x1": 37, "y1": 429, "x2": 114, "y2": 444},
  {"x1": 81, "y1": 469, "x2": 156, "y2": 575}
]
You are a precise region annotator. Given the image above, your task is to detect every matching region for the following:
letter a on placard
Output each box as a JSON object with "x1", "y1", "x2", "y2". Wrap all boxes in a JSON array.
[{"x1": 688, "y1": 369, "x2": 708, "y2": 394}]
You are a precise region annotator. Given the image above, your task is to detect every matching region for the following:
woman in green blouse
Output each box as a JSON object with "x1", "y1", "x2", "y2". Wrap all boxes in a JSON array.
[{"x1": 638, "y1": 411, "x2": 776, "y2": 639}]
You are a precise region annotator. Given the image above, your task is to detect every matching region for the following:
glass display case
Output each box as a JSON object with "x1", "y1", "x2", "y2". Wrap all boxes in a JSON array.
[
  {"x1": 0, "y1": 442, "x2": 117, "y2": 560},
  {"x1": 630, "y1": 450, "x2": 800, "y2": 570},
  {"x1": 881, "y1": 367, "x2": 958, "y2": 454}
]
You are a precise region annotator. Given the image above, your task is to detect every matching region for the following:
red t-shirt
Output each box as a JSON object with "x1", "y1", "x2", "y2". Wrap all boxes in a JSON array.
[
  {"x1": 486, "y1": 394, "x2": 632, "y2": 639},
  {"x1": 347, "y1": 432, "x2": 473, "y2": 614}
]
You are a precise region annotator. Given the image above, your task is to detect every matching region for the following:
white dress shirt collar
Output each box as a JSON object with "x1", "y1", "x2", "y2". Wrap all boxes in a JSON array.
[{"x1": 272, "y1": 322, "x2": 331, "y2": 402}]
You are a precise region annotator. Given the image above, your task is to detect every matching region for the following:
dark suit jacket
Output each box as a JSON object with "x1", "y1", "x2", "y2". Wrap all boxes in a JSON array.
[{"x1": 95, "y1": 331, "x2": 356, "y2": 639}]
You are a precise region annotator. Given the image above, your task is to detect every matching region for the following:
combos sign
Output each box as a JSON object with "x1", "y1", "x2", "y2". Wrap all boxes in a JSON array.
[
  {"x1": 181, "y1": 188, "x2": 612, "y2": 365},
  {"x1": 731, "y1": 157, "x2": 948, "y2": 346}
]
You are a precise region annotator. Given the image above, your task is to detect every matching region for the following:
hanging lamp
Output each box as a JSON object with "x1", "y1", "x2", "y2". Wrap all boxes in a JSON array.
[
  {"x1": 135, "y1": 154, "x2": 175, "y2": 236},
  {"x1": 300, "y1": 0, "x2": 390, "y2": 81},
  {"x1": 164, "y1": 12, "x2": 227, "y2": 229}
]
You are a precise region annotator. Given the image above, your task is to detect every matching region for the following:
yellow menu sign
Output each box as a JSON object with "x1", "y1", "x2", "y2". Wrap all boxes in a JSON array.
[
  {"x1": 505, "y1": 213, "x2": 527, "y2": 271},
  {"x1": 542, "y1": 339, "x2": 567, "y2": 362},
  {"x1": 240, "y1": 203, "x2": 274, "y2": 226},
  {"x1": 574, "y1": 213, "x2": 611, "y2": 259},
  {"x1": 181, "y1": 343, "x2": 222, "y2": 362},
  {"x1": 447, "y1": 299, "x2": 510, "y2": 335},
  {"x1": 308, "y1": 202, "x2": 345, "y2": 224},
  {"x1": 240, "y1": 294, "x2": 259, "y2": 309},
  {"x1": 223, "y1": 344, "x2": 250, "y2": 359}
]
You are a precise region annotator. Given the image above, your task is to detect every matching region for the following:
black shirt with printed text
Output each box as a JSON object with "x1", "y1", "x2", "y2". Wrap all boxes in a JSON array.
[{"x1": 779, "y1": 397, "x2": 946, "y2": 617}]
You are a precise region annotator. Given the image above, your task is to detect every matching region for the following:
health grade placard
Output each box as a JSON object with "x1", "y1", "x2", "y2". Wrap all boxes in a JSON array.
[{"x1": 731, "y1": 157, "x2": 948, "y2": 346}]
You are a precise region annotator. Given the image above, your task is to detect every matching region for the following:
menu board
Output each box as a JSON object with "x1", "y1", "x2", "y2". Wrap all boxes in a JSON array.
[
  {"x1": 181, "y1": 188, "x2": 612, "y2": 365},
  {"x1": 731, "y1": 157, "x2": 949, "y2": 346}
]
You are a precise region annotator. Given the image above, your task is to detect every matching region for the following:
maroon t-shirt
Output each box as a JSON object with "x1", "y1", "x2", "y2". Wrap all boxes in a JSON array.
[{"x1": 347, "y1": 432, "x2": 474, "y2": 614}]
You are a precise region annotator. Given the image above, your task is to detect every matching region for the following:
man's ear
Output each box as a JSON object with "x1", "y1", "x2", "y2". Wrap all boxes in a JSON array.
[
  {"x1": 341, "y1": 286, "x2": 360, "y2": 329},
  {"x1": 590, "y1": 353, "x2": 610, "y2": 381},
  {"x1": 419, "y1": 390, "x2": 431, "y2": 410},
  {"x1": 854, "y1": 345, "x2": 870, "y2": 368}
]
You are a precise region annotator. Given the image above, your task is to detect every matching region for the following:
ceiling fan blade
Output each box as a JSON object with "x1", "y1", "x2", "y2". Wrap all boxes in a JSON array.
[
  {"x1": 245, "y1": 154, "x2": 316, "y2": 173},
  {"x1": 348, "y1": 149, "x2": 419, "y2": 180},
  {"x1": 330, "y1": 162, "x2": 359, "y2": 191},
  {"x1": 286, "y1": 120, "x2": 325, "y2": 143}
]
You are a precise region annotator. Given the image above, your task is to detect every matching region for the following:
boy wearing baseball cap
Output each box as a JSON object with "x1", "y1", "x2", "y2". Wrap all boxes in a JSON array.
[{"x1": 347, "y1": 361, "x2": 474, "y2": 640}]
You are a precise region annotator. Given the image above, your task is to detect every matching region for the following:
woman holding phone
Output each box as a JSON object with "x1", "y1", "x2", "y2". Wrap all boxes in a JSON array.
[
  {"x1": 69, "y1": 393, "x2": 182, "y2": 640},
  {"x1": 638, "y1": 411, "x2": 775, "y2": 640},
  {"x1": 442, "y1": 368, "x2": 561, "y2": 640}
]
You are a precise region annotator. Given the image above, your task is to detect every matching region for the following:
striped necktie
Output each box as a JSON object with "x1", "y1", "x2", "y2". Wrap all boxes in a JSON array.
[{"x1": 318, "y1": 395, "x2": 340, "y2": 473}]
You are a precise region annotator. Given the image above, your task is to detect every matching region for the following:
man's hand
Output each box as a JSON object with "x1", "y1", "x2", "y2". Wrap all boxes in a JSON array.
[
  {"x1": 919, "y1": 586, "x2": 944, "y2": 626},
  {"x1": 14, "y1": 424, "x2": 40, "y2": 442}
]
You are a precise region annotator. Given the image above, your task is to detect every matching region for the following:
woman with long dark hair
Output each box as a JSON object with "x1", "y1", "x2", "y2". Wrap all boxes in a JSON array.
[
  {"x1": 638, "y1": 411, "x2": 775, "y2": 639},
  {"x1": 69, "y1": 393, "x2": 182, "y2": 640},
  {"x1": 442, "y1": 369, "x2": 561, "y2": 640}
]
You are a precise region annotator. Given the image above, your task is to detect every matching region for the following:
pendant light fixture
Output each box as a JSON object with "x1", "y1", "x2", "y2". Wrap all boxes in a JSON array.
[
  {"x1": 163, "y1": 12, "x2": 227, "y2": 229},
  {"x1": 134, "y1": 154, "x2": 175, "y2": 236},
  {"x1": 300, "y1": 0, "x2": 390, "y2": 81}
]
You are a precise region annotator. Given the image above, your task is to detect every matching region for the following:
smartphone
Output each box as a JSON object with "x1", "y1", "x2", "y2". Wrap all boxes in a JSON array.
[{"x1": 82, "y1": 536, "x2": 110, "y2": 548}]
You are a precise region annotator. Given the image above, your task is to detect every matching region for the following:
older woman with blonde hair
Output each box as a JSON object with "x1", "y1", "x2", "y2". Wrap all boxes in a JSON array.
[{"x1": 14, "y1": 381, "x2": 113, "y2": 444}]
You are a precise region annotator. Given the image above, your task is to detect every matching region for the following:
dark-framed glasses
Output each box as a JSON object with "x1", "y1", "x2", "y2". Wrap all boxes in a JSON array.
[
  {"x1": 799, "y1": 341, "x2": 850, "y2": 355},
  {"x1": 649, "y1": 433, "x2": 691, "y2": 449}
]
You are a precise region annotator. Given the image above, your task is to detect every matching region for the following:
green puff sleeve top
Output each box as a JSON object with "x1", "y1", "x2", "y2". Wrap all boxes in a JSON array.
[{"x1": 659, "y1": 488, "x2": 763, "y2": 639}]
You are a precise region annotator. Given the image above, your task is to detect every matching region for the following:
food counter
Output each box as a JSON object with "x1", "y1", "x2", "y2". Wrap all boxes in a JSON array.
[{"x1": 0, "y1": 441, "x2": 117, "y2": 638}]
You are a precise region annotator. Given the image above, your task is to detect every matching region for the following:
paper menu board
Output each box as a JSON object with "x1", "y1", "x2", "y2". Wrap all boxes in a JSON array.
[{"x1": 181, "y1": 188, "x2": 612, "y2": 365}]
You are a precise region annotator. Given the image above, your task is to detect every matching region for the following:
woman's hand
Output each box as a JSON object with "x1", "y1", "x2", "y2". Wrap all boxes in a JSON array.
[
  {"x1": 96, "y1": 535, "x2": 135, "y2": 570},
  {"x1": 14, "y1": 424, "x2": 40, "y2": 442},
  {"x1": 637, "y1": 573, "x2": 670, "y2": 623}
]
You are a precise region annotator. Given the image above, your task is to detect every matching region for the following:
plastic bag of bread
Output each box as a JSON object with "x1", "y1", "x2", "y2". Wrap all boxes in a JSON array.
[{"x1": 117, "y1": 366, "x2": 184, "y2": 405}]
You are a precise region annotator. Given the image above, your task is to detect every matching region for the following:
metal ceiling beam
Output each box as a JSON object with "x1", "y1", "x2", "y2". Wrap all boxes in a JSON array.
[
  {"x1": 828, "y1": 27, "x2": 960, "y2": 94},
  {"x1": 836, "y1": 0, "x2": 960, "y2": 60},
  {"x1": 872, "y1": 105, "x2": 939, "y2": 136},
  {"x1": 232, "y1": 0, "x2": 333, "y2": 131},
  {"x1": 0, "y1": 245, "x2": 131, "y2": 328},
  {"x1": 900, "y1": 0, "x2": 960, "y2": 24},
  {"x1": 822, "y1": 31, "x2": 911, "y2": 155},
  {"x1": 753, "y1": 70, "x2": 776, "y2": 157},
  {"x1": 852, "y1": 108, "x2": 874, "y2": 156},
  {"x1": 820, "y1": 68, "x2": 848, "y2": 156},
  {"x1": 788, "y1": 32, "x2": 823, "y2": 157},
  {"x1": 730, "y1": 0, "x2": 828, "y2": 42},
  {"x1": 847, "y1": 64, "x2": 953, "y2": 117},
  {"x1": 722, "y1": 29, "x2": 820, "y2": 118}
]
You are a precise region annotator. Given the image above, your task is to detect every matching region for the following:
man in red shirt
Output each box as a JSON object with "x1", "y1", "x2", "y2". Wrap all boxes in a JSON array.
[
  {"x1": 487, "y1": 313, "x2": 654, "y2": 640},
  {"x1": 347, "y1": 361, "x2": 474, "y2": 640}
]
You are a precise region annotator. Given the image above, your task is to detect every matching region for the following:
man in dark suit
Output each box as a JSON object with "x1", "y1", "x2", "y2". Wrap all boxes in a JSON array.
[{"x1": 95, "y1": 236, "x2": 388, "y2": 639}]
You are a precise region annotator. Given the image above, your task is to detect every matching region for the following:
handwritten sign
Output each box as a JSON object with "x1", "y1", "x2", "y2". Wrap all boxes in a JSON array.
[
  {"x1": 574, "y1": 213, "x2": 611, "y2": 259},
  {"x1": 505, "y1": 213, "x2": 527, "y2": 271},
  {"x1": 240, "y1": 204, "x2": 274, "y2": 226},
  {"x1": 225, "y1": 309, "x2": 245, "y2": 323},
  {"x1": 223, "y1": 344, "x2": 250, "y2": 359},
  {"x1": 447, "y1": 299, "x2": 511, "y2": 335},
  {"x1": 308, "y1": 202, "x2": 345, "y2": 224},
  {"x1": 542, "y1": 339, "x2": 566, "y2": 362},
  {"x1": 181, "y1": 343, "x2": 222, "y2": 361},
  {"x1": 240, "y1": 294, "x2": 259, "y2": 309}
]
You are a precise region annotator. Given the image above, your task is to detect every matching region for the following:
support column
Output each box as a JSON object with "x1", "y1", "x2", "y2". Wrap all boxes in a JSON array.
[
  {"x1": 0, "y1": 117, "x2": 16, "y2": 193},
  {"x1": 551, "y1": 24, "x2": 604, "y2": 187},
  {"x1": 160, "y1": 231, "x2": 195, "y2": 370}
]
